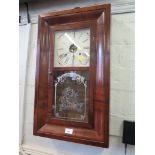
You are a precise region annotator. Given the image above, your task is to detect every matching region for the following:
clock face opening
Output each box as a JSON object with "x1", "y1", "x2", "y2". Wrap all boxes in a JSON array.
[{"x1": 54, "y1": 28, "x2": 90, "y2": 67}]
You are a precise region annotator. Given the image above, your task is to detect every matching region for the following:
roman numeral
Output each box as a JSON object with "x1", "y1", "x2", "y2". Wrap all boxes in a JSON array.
[
  {"x1": 74, "y1": 31, "x2": 75, "y2": 38},
  {"x1": 83, "y1": 39, "x2": 88, "y2": 43},
  {"x1": 57, "y1": 33, "x2": 64, "y2": 39},
  {"x1": 57, "y1": 48, "x2": 64, "y2": 50},
  {"x1": 79, "y1": 33, "x2": 82, "y2": 39},
  {"x1": 83, "y1": 47, "x2": 90, "y2": 49}
]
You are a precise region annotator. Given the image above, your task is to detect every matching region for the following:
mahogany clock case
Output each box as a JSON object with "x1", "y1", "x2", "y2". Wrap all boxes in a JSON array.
[{"x1": 33, "y1": 4, "x2": 111, "y2": 148}]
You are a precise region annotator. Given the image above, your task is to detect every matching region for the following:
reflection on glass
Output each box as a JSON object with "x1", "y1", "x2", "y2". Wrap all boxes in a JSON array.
[{"x1": 54, "y1": 28, "x2": 90, "y2": 67}]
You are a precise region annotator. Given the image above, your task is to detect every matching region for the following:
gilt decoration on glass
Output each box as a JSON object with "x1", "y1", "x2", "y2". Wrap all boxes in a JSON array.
[{"x1": 53, "y1": 71, "x2": 89, "y2": 122}]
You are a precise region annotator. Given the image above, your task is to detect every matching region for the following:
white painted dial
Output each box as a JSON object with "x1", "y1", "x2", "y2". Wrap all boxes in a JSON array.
[{"x1": 54, "y1": 28, "x2": 90, "y2": 67}]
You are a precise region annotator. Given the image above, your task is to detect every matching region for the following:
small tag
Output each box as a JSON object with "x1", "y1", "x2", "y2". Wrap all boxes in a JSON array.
[{"x1": 65, "y1": 128, "x2": 73, "y2": 134}]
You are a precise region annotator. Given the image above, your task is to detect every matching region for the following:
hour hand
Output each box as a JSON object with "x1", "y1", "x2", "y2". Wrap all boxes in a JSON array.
[{"x1": 72, "y1": 53, "x2": 75, "y2": 66}]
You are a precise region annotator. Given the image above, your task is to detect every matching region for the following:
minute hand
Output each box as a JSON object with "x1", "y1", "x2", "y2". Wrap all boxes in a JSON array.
[
  {"x1": 64, "y1": 33, "x2": 82, "y2": 50},
  {"x1": 72, "y1": 53, "x2": 75, "y2": 66}
]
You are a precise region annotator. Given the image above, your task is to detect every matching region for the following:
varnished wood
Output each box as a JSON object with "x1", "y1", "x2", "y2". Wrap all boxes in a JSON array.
[
  {"x1": 53, "y1": 67, "x2": 90, "y2": 71},
  {"x1": 33, "y1": 4, "x2": 111, "y2": 148}
]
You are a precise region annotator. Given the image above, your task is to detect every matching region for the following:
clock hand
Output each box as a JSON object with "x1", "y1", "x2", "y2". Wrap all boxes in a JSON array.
[
  {"x1": 72, "y1": 53, "x2": 75, "y2": 66},
  {"x1": 64, "y1": 33, "x2": 82, "y2": 50}
]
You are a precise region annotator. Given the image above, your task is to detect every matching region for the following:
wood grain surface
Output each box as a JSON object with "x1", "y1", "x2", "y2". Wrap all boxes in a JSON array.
[{"x1": 33, "y1": 3, "x2": 111, "y2": 148}]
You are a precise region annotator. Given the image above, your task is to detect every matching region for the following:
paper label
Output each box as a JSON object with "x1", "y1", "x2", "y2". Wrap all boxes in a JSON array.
[{"x1": 65, "y1": 128, "x2": 73, "y2": 134}]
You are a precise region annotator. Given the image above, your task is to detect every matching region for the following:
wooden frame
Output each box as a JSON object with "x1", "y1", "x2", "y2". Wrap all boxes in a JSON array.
[{"x1": 33, "y1": 4, "x2": 110, "y2": 148}]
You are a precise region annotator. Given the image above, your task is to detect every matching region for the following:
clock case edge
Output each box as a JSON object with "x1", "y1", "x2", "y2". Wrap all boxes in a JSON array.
[{"x1": 33, "y1": 4, "x2": 111, "y2": 148}]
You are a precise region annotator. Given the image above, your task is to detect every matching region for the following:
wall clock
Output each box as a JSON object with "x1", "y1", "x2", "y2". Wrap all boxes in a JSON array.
[{"x1": 33, "y1": 4, "x2": 111, "y2": 147}]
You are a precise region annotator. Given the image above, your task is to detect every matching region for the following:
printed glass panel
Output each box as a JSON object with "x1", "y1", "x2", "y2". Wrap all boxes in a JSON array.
[{"x1": 52, "y1": 71, "x2": 89, "y2": 122}]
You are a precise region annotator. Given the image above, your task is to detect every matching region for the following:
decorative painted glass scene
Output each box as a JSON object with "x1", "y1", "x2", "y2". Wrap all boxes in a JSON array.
[
  {"x1": 54, "y1": 28, "x2": 90, "y2": 67},
  {"x1": 52, "y1": 71, "x2": 89, "y2": 122}
]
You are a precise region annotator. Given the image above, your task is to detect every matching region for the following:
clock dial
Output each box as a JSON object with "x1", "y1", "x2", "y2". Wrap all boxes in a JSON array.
[{"x1": 54, "y1": 28, "x2": 90, "y2": 67}]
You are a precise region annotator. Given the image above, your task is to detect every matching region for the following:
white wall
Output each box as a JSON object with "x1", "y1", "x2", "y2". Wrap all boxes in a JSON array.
[
  {"x1": 19, "y1": 24, "x2": 31, "y2": 145},
  {"x1": 19, "y1": 1, "x2": 135, "y2": 155}
]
